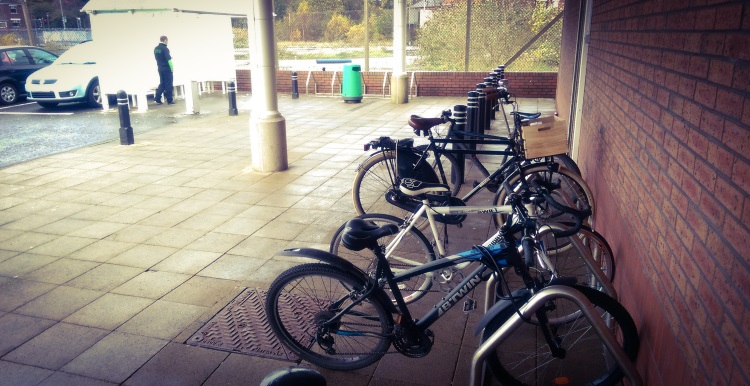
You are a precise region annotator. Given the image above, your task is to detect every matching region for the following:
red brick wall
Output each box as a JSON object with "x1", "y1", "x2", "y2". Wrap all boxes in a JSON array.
[
  {"x1": 234, "y1": 69, "x2": 557, "y2": 98},
  {"x1": 577, "y1": 0, "x2": 750, "y2": 385}
]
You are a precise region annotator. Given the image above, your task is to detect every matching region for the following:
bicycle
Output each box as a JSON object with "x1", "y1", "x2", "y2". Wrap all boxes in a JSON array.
[
  {"x1": 333, "y1": 171, "x2": 614, "y2": 305},
  {"x1": 351, "y1": 97, "x2": 592, "y2": 230},
  {"x1": 265, "y1": 179, "x2": 638, "y2": 385}
]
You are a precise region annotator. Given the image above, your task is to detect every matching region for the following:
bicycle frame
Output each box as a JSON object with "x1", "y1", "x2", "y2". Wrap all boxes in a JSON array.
[{"x1": 380, "y1": 193, "x2": 615, "y2": 298}]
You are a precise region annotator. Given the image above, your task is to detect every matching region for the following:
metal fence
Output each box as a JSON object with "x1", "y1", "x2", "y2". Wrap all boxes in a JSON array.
[
  {"x1": 3, "y1": 0, "x2": 562, "y2": 72},
  {"x1": 0, "y1": 28, "x2": 91, "y2": 54},
  {"x1": 259, "y1": 0, "x2": 563, "y2": 72}
]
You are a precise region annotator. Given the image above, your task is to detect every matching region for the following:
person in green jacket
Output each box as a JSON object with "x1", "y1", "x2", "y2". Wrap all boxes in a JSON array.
[{"x1": 153, "y1": 35, "x2": 174, "y2": 104}]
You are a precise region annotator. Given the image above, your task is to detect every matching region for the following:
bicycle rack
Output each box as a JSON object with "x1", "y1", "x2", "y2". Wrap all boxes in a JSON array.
[
  {"x1": 472, "y1": 285, "x2": 643, "y2": 386},
  {"x1": 483, "y1": 228, "x2": 617, "y2": 311},
  {"x1": 536, "y1": 223, "x2": 618, "y2": 299}
]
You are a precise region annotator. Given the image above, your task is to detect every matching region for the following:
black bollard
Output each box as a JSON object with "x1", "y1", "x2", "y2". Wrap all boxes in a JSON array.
[
  {"x1": 453, "y1": 104, "x2": 467, "y2": 184},
  {"x1": 291, "y1": 72, "x2": 299, "y2": 99},
  {"x1": 227, "y1": 81, "x2": 238, "y2": 116},
  {"x1": 466, "y1": 91, "x2": 479, "y2": 150},
  {"x1": 492, "y1": 69, "x2": 503, "y2": 111},
  {"x1": 117, "y1": 90, "x2": 134, "y2": 145},
  {"x1": 476, "y1": 83, "x2": 487, "y2": 132},
  {"x1": 484, "y1": 76, "x2": 496, "y2": 122}
]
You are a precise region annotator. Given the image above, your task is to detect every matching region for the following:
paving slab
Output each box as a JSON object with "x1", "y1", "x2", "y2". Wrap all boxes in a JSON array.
[
  {"x1": 116, "y1": 300, "x2": 207, "y2": 340},
  {"x1": 63, "y1": 293, "x2": 154, "y2": 330},
  {"x1": 61, "y1": 332, "x2": 168, "y2": 384},
  {"x1": 124, "y1": 342, "x2": 229, "y2": 386},
  {"x1": 0, "y1": 360, "x2": 55, "y2": 386},
  {"x1": 3, "y1": 322, "x2": 109, "y2": 370}
]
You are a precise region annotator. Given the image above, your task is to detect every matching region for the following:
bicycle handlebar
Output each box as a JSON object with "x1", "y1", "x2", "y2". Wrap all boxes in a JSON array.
[
  {"x1": 528, "y1": 178, "x2": 591, "y2": 237},
  {"x1": 500, "y1": 176, "x2": 590, "y2": 238}
]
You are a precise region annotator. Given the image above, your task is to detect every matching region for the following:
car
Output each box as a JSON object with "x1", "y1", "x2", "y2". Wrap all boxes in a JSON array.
[
  {"x1": 0, "y1": 45, "x2": 58, "y2": 104},
  {"x1": 26, "y1": 41, "x2": 103, "y2": 108}
]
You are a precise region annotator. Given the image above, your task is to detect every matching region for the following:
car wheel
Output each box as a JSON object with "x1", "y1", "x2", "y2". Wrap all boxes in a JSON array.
[
  {"x1": 0, "y1": 82, "x2": 19, "y2": 104},
  {"x1": 37, "y1": 101, "x2": 59, "y2": 108},
  {"x1": 86, "y1": 78, "x2": 102, "y2": 107}
]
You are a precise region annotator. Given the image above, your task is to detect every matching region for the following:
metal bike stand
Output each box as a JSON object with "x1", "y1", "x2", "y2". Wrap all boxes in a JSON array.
[
  {"x1": 566, "y1": 230, "x2": 618, "y2": 298},
  {"x1": 536, "y1": 224, "x2": 618, "y2": 299},
  {"x1": 470, "y1": 285, "x2": 643, "y2": 386}
]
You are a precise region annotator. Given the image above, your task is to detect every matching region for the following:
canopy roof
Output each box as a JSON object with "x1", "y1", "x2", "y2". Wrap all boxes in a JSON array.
[{"x1": 82, "y1": 0, "x2": 249, "y2": 16}]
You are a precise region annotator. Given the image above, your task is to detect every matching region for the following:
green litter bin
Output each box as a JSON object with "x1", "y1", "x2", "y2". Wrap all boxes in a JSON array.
[{"x1": 342, "y1": 64, "x2": 363, "y2": 103}]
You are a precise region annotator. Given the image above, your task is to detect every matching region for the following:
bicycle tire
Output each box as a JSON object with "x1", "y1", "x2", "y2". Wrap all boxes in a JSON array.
[
  {"x1": 265, "y1": 263, "x2": 393, "y2": 371},
  {"x1": 482, "y1": 285, "x2": 639, "y2": 386},
  {"x1": 330, "y1": 214, "x2": 437, "y2": 304},
  {"x1": 538, "y1": 225, "x2": 616, "y2": 286},
  {"x1": 492, "y1": 164, "x2": 595, "y2": 228},
  {"x1": 352, "y1": 150, "x2": 462, "y2": 217},
  {"x1": 495, "y1": 226, "x2": 615, "y2": 297},
  {"x1": 549, "y1": 154, "x2": 582, "y2": 176}
]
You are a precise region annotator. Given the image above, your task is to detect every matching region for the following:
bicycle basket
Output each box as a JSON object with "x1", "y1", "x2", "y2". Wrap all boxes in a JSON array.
[{"x1": 396, "y1": 139, "x2": 440, "y2": 184}]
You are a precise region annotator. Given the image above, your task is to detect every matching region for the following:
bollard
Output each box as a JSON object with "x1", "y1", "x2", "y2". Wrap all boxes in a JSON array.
[
  {"x1": 291, "y1": 72, "x2": 299, "y2": 99},
  {"x1": 476, "y1": 83, "x2": 487, "y2": 132},
  {"x1": 453, "y1": 105, "x2": 467, "y2": 184},
  {"x1": 492, "y1": 69, "x2": 503, "y2": 112},
  {"x1": 466, "y1": 91, "x2": 479, "y2": 150},
  {"x1": 227, "y1": 81, "x2": 238, "y2": 116},
  {"x1": 484, "y1": 76, "x2": 496, "y2": 122},
  {"x1": 117, "y1": 90, "x2": 134, "y2": 145}
]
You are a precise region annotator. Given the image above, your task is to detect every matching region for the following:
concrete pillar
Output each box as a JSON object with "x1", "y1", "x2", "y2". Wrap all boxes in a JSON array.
[
  {"x1": 391, "y1": 0, "x2": 408, "y2": 104},
  {"x1": 249, "y1": 0, "x2": 288, "y2": 172}
]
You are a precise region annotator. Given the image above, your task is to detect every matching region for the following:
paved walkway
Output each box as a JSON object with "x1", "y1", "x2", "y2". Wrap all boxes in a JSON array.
[{"x1": 0, "y1": 94, "x2": 554, "y2": 386}]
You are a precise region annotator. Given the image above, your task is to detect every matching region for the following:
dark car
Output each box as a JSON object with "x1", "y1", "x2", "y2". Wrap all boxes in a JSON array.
[{"x1": 0, "y1": 45, "x2": 58, "y2": 104}]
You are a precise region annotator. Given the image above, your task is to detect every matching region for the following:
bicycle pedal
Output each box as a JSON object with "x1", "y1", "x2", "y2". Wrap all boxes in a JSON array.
[
  {"x1": 486, "y1": 181, "x2": 500, "y2": 193},
  {"x1": 463, "y1": 299, "x2": 477, "y2": 314}
]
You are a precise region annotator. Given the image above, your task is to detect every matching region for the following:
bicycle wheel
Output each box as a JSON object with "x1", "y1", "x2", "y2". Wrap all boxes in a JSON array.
[
  {"x1": 551, "y1": 154, "x2": 582, "y2": 176},
  {"x1": 537, "y1": 225, "x2": 615, "y2": 289},
  {"x1": 330, "y1": 214, "x2": 436, "y2": 304},
  {"x1": 492, "y1": 164, "x2": 595, "y2": 228},
  {"x1": 352, "y1": 150, "x2": 462, "y2": 217},
  {"x1": 265, "y1": 263, "x2": 393, "y2": 371},
  {"x1": 482, "y1": 285, "x2": 639, "y2": 386}
]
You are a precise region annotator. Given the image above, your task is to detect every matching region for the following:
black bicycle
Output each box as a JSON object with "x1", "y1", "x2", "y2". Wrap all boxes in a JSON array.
[
  {"x1": 351, "y1": 98, "x2": 593, "y2": 230},
  {"x1": 265, "y1": 179, "x2": 638, "y2": 385}
]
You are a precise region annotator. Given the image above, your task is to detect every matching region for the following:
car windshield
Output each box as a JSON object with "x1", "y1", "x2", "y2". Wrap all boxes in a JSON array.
[{"x1": 56, "y1": 43, "x2": 97, "y2": 65}]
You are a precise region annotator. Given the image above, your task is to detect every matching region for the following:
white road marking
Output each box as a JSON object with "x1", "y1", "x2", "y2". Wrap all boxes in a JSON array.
[
  {"x1": 0, "y1": 112, "x2": 74, "y2": 115},
  {"x1": 0, "y1": 102, "x2": 35, "y2": 110}
]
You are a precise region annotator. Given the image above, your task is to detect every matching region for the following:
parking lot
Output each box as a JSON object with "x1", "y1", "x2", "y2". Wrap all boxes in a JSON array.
[{"x1": 0, "y1": 92, "x2": 251, "y2": 168}]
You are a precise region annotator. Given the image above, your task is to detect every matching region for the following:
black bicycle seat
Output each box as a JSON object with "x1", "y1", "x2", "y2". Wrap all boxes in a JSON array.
[
  {"x1": 341, "y1": 219, "x2": 399, "y2": 251},
  {"x1": 399, "y1": 178, "x2": 451, "y2": 196},
  {"x1": 512, "y1": 111, "x2": 542, "y2": 120}
]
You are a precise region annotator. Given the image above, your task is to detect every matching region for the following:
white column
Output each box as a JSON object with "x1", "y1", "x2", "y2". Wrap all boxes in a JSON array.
[
  {"x1": 391, "y1": 0, "x2": 408, "y2": 104},
  {"x1": 249, "y1": 0, "x2": 288, "y2": 172}
]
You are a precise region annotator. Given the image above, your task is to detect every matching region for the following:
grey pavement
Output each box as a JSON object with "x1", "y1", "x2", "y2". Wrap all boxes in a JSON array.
[{"x1": 0, "y1": 92, "x2": 554, "y2": 386}]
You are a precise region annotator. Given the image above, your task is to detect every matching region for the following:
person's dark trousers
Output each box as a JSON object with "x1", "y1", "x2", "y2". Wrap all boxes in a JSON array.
[{"x1": 155, "y1": 69, "x2": 174, "y2": 103}]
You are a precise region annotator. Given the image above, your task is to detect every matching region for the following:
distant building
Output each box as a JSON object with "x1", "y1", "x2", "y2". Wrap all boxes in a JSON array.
[{"x1": 0, "y1": 0, "x2": 26, "y2": 30}]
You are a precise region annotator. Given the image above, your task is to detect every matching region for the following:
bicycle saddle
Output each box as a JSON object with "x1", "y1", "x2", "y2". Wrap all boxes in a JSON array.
[
  {"x1": 511, "y1": 111, "x2": 542, "y2": 121},
  {"x1": 399, "y1": 178, "x2": 451, "y2": 196},
  {"x1": 409, "y1": 115, "x2": 443, "y2": 133},
  {"x1": 341, "y1": 219, "x2": 399, "y2": 251}
]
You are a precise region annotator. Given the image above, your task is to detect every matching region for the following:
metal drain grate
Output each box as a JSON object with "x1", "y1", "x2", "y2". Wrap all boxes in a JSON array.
[{"x1": 187, "y1": 288, "x2": 300, "y2": 362}]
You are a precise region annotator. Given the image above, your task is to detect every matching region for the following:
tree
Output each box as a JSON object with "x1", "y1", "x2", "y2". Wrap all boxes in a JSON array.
[{"x1": 325, "y1": 13, "x2": 351, "y2": 42}]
